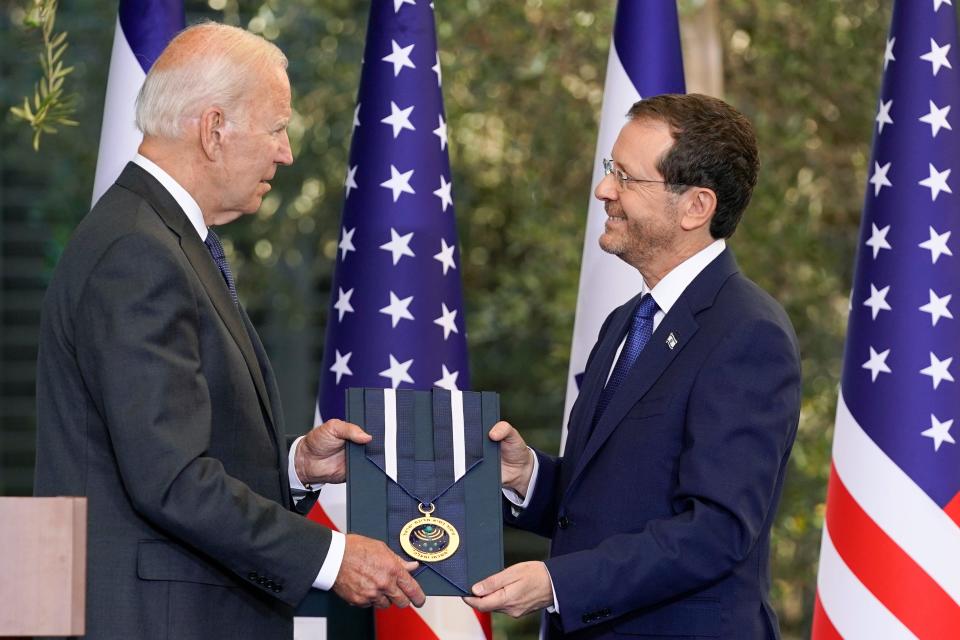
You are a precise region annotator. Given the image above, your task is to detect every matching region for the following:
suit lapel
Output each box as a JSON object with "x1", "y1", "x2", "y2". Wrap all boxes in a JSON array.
[
  {"x1": 180, "y1": 234, "x2": 279, "y2": 432},
  {"x1": 238, "y1": 306, "x2": 289, "y2": 502},
  {"x1": 565, "y1": 249, "x2": 741, "y2": 497},
  {"x1": 563, "y1": 299, "x2": 636, "y2": 459},
  {"x1": 116, "y1": 163, "x2": 279, "y2": 435}
]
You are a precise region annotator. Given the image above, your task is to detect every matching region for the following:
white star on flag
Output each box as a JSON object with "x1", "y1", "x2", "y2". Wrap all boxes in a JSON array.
[
  {"x1": 433, "y1": 364, "x2": 459, "y2": 390},
  {"x1": 920, "y1": 289, "x2": 953, "y2": 326},
  {"x1": 870, "y1": 161, "x2": 892, "y2": 196},
  {"x1": 434, "y1": 174, "x2": 453, "y2": 211},
  {"x1": 884, "y1": 36, "x2": 896, "y2": 70},
  {"x1": 433, "y1": 303, "x2": 459, "y2": 339},
  {"x1": 381, "y1": 101, "x2": 416, "y2": 138},
  {"x1": 866, "y1": 223, "x2": 892, "y2": 258},
  {"x1": 329, "y1": 350, "x2": 353, "y2": 384},
  {"x1": 921, "y1": 414, "x2": 956, "y2": 451},
  {"x1": 919, "y1": 163, "x2": 952, "y2": 201},
  {"x1": 353, "y1": 103, "x2": 361, "y2": 129},
  {"x1": 339, "y1": 226, "x2": 356, "y2": 260},
  {"x1": 379, "y1": 354, "x2": 415, "y2": 388},
  {"x1": 919, "y1": 100, "x2": 952, "y2": 137},
  {"x1": 433, "y1": 114, "x2": 447, "y2": 150},
  {"x1": 863, "y1": 346, "x2": 892, "y2": 382},
  {"x1": 379, "y1": 291, "x2": 415, "y2": 327},
  {"x1": 920, "y1": 351, "x2": 954, "y2": 389},
  {"x1": 334, "y1": 287, "x2": 355, "y2": 321},
  {"x1": 876, "y1": 99, "x2": 893, "y2": 133},
  {"x1": 382, "y1": 39, "x2": 415, "y2": 76},
  {"x1": 919, "y1": 226, "x2": 953, "y2": 263},
  {"x1": 380, "y1": 165, "x2": 416, "y2": 202},
  {"x1": 863, "y1": 283, "x2": 892, "y2": 320},
  {"x1": 432, "y1": 51, "x2": 441, "y2": 86},
  {"x1": 434, "y1": 238, "x2": 457, "y2": 274},
  {"x1": 380, "y1": 228, "x2": 416, "y2": 265},
  {"x1": 933, "y1": 0, "x2": 954, "y2": 13},
  {"x1": 393, "y1": 0, "x2": 416, "y2": 12},
  {"x1": 920, "y1": 38, "x2": 952, "y2": 76},
  {"x1": 344, "y1": 165, "x2": 359, "y2": 198}
]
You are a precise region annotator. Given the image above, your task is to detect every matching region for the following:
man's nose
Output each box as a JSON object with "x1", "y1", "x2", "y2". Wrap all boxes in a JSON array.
[
  {"x1": 277, "y1": 131, "x2": 294, "y2": 166},
  {"x1": 595, "y1": 172, "x2": 618, "y2": 201}
]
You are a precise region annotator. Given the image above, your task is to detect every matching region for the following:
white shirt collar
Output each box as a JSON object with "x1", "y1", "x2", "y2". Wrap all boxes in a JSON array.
[
  {"x1": 644, "y1": 239, "x2": 726, "y2": 314},
  {"x1": 133, "y1": 154, "x2": 208, "y2": 241}
]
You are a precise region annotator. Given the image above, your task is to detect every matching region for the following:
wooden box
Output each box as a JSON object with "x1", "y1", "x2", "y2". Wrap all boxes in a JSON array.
[{"x1": 0, "y1": 497, "x2": 86, "y2": 636}]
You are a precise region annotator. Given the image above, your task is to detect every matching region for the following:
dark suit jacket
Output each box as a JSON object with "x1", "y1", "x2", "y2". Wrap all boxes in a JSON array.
[
  {"x1": 507, "y1": 249, "x2": 801, "y2": 639},
  {"x1": 34, "y1": 163, "x2": 332, "y2": 639}
]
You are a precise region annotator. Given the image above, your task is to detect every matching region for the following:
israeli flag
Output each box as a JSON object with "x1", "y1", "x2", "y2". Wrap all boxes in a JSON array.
[
  {"x1": 561, "y1": 1, "x2": 685, "y2": 452},
  {"x1": 91, "y1": 0, "x2": 184, "y2": 205}
]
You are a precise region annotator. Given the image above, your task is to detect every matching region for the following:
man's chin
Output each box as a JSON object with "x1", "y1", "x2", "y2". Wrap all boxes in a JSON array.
[{"x1": 598, "y1": 233, "x2": 623, "y2": 256}]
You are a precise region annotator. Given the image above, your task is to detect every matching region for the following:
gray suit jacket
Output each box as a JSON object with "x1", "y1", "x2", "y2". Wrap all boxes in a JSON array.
[{"x1": 35, "y1": 163, "x2": 331, "y2": 639}]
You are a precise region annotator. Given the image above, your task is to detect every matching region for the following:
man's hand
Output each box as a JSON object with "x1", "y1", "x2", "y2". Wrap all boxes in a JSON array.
[
  {"x1": 295, "y1": 419, "x2": 372, "y2": 485},
  {"x1": 333, "y1": 534, "x2": 426, "y2": 609},
  {"x1": 489, "y1": 421, "x2": 534, "y2": 495},
  {"x1": 463, "y1": 561, "x2": 554, "y2": 617}
]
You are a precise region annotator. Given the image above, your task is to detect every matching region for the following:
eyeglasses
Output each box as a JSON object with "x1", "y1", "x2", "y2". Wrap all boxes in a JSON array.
[{"x1": 602, "y1": 158, "x2": 680, "y2": 191}]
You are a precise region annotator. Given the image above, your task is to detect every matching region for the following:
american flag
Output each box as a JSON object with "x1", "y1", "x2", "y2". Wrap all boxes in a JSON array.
[
  {"x1": 92, "y1": 0, "x2": 184, "y2": 204},
  {"x1": 813, "y1": 1, "x2": 960, "y2": 637},
  {"x1": 561, "y1": 0, "x2": 684, "y2": 452},
  {"x1": 304, "y1": 1, "x2": 489, "y2": 639}
]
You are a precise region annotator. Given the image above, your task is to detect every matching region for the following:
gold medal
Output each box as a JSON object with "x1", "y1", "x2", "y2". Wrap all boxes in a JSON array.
[{"x1": 399, "y1": 503, "x2": 460, "y2": 563}]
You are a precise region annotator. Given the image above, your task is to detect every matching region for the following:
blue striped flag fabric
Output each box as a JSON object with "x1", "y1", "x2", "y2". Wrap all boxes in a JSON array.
[
  {"x1": 91, "y1": 0, "x2": 184, "y2": 204},
  {"x1": 561, "y1": 0, "x2": 685, "y2": 452}
]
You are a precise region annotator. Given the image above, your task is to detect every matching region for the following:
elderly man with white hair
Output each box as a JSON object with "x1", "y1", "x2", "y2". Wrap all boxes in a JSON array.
[{"x1": 34, "y1": 22, "x2": 424, "y2": 639}]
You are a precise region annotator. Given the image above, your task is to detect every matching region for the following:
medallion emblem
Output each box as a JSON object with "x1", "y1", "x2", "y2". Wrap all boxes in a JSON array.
[{"x1": 400, "y1": 503, "x2": 460, "y2": 562}]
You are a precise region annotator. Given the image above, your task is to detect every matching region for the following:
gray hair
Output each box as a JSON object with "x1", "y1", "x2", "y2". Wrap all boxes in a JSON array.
[{"x1": 135, "y1": 22, "x2": 288, "y2": 139}]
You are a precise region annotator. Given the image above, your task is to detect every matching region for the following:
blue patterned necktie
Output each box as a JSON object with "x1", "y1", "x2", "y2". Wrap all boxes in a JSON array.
[
  {"x1": 203, "y1": 230, "x2": 238, "y2": 306},
  {"x1": 593, "y1": 294, "x2": 659, "y2": 425}
]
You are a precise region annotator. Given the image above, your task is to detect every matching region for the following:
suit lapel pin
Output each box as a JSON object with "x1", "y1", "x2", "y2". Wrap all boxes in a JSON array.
[{"x1": 666, "y1": 332, "x2": 678, "y2": 350}]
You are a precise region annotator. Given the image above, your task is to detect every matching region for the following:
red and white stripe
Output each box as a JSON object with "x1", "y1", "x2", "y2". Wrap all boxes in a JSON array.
[{"x1": 813, "y1": 391, "x2": 960, "y2": 638}]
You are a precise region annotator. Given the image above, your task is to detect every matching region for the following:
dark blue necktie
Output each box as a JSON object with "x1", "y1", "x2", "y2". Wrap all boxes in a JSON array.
[
  {"x1": 593, "y1": 294, "x2": 659, "y2": 425},
  {"x1": 203, "y1": 230, "x2": 238, "y2": 306}
]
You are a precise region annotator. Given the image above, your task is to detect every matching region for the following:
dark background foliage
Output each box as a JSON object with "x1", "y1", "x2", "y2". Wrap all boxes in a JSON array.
[{"x1": 0, "y1": 1, "x2": 894, "y2": 637}]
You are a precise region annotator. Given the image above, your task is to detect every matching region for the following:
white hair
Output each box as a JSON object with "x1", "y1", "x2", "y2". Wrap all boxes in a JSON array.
[{"x1": 135, "y1": 22, "x2": 288, "y2": 139}]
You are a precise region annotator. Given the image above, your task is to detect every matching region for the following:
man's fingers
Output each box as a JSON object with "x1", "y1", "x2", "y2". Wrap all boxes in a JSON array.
[
  {"x1": 487, "y1": 421, "x2": 515, "y2": 442},
  {"x1": 463, "y1": 590, "x2": 505, "y2": 613},
  {"x1": 384, "y1": 582, "x2": 411, "y2": 609},
  {"x1": 398, "y1": 557, "x2": 419, "y2": 572},
  {"x1": 324, "y1": 419, "x2": 372, "y2": 444},
  {"x1": 471, "y1": 568, "x2": 509, "y2": 596},
  {"x1": 397, "y1": 569, "x2": 426, "y2": 607}
]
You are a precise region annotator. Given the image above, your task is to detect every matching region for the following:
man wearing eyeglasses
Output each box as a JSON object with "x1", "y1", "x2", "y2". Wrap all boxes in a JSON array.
[{"x1": 465, "y1": 94, "x2": 801, "y2": 640}]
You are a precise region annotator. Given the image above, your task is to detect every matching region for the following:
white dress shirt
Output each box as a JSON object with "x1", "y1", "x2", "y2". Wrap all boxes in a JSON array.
[
  {"x1": 133, "y1": 154, "x2": 345, "y2": 591},
  {"x1": 503, "y1": 239, "x2": 727, "y2": 612}
]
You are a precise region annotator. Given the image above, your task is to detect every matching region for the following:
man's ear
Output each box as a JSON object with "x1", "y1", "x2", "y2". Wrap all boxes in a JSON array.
[
  {"x1": 679, "y1": 187, "x2": 717, "y2": 232},
  {"x1": 199, "y1": 106, "x2": 227, "y2": 161}
]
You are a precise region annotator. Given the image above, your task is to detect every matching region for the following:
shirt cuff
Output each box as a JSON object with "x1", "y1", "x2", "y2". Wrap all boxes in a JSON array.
[
  {"x1": 288, "y1": 436, "x2": 310, "y2": 492},
  {"x1": 312, "y1": 530, "x2": 346, "y2": 591},
  {"x1": 501, "y1": 447, "x2": 539, "y2": 513},
  {"x1": 546, "y1": 565, "x2": 560, "y2": 613}
]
